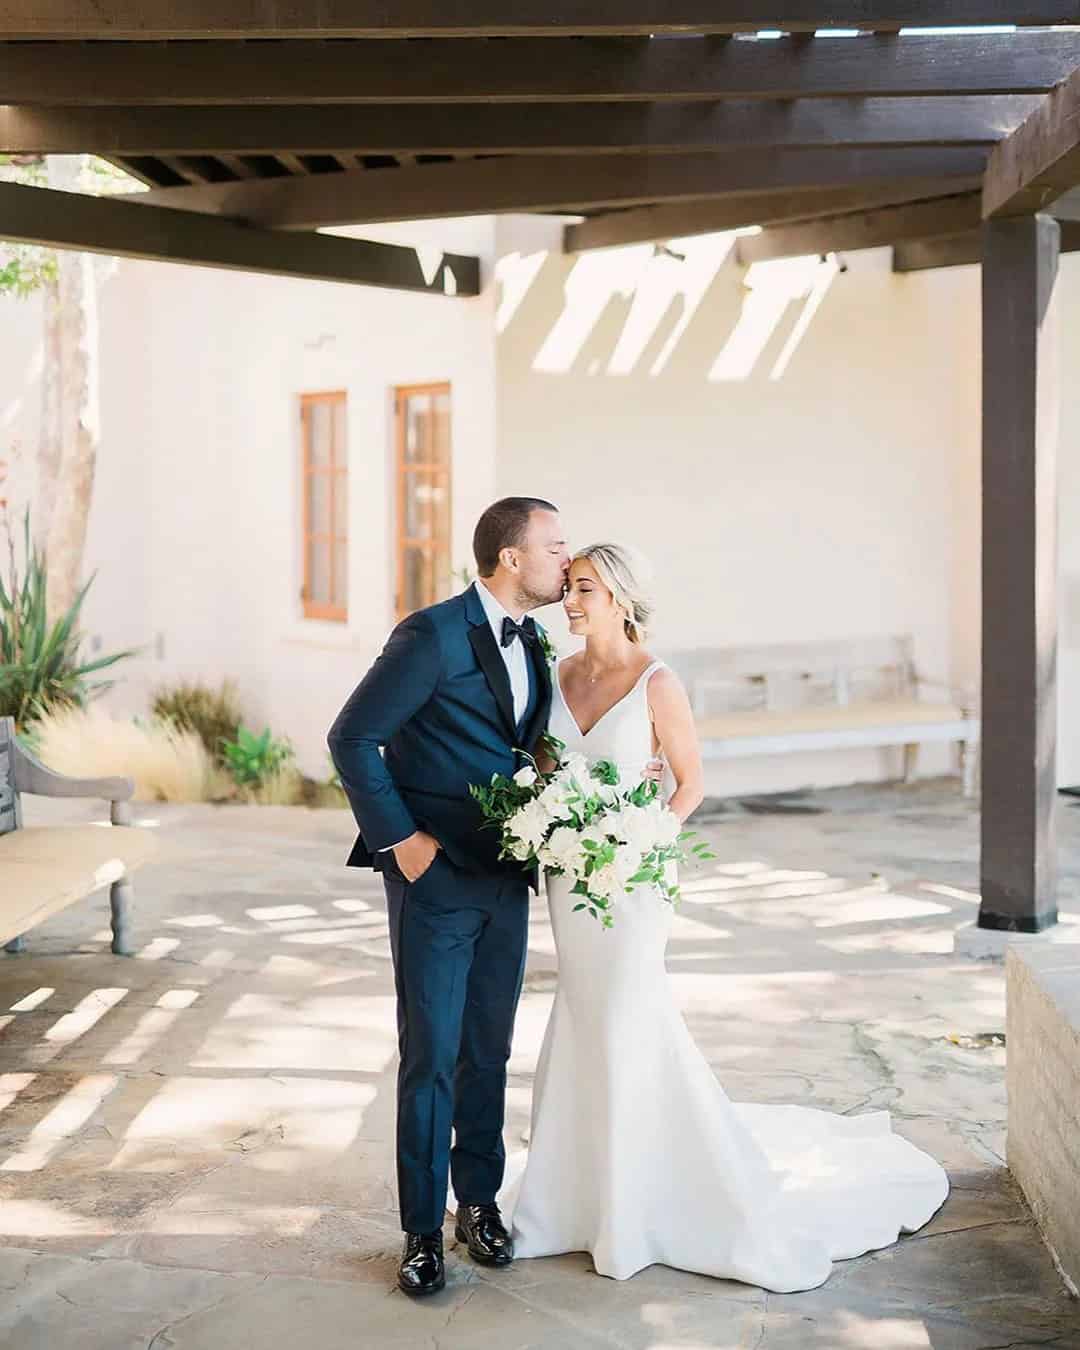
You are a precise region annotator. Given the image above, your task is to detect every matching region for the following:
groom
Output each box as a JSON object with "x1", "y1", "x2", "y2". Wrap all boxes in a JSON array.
[{"x1": 328, "y1": 497, "x2": 568, "y2": 1295}]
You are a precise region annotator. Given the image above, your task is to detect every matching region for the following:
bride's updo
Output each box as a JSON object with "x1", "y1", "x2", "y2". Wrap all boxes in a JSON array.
[{"x1": 573, "y1": 543, "x2": 655, "y2": 644}]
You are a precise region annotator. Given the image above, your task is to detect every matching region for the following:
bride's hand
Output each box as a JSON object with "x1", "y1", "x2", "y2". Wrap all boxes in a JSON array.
[{"x1": 643, "y1": 757, "x2": 664, "y2": 785}]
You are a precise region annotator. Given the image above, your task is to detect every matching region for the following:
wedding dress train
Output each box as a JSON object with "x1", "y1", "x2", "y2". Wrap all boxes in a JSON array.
[{"x1": 501, "y1": 659, "x2": 949, "y2": 1291}]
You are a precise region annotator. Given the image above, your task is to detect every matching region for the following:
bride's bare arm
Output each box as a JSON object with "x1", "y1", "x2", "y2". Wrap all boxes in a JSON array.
[{"x1": 647, "y1": 668, "x2": 705, "y2": 823}]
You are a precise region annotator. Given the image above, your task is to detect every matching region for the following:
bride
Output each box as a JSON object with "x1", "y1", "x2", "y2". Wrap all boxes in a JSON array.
[{"x1": 502, "y1": 542, "x2": 949, "y2": 1292}]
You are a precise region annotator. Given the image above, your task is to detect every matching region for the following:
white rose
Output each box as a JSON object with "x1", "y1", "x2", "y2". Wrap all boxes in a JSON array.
[
  {"x1": 562, "y1": 752, "x2": 591, "y2": 784},
  {"x1": 538, "y1": 776, "x2": 574, "y2": 817},
  {"x1": 513, "y1": 766, "x2": 537, "y2": 788},
  {"x1": 588, "y1": 863, "x2": 617, "y2": 900}
]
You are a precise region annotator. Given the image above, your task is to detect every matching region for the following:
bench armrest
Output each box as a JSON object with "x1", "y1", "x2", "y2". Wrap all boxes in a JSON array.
[
  {"x1": 913, "y1": 673, "x2": 979, "y2": 715},
  {"x1": 11, "y1": 737, "x2": 135, "y2": 823}
]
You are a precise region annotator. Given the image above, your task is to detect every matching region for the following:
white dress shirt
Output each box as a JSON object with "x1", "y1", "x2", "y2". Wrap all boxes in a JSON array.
[{"x1": 474, "y1": 578, "x2": 532, "y2": 727}]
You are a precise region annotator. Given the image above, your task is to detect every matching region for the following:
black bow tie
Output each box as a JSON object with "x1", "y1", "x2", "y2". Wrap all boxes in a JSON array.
[{"x1": 501, "y1": 616, "x2": 537, "y2": 649}]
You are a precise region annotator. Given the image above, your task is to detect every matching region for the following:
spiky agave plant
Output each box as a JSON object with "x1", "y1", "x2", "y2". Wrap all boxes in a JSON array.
[{"x1": 0, "y1": 508, "x2": 137, "y2": 729}]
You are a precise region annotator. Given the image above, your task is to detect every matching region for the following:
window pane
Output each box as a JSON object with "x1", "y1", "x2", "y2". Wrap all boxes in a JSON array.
[
  {"x1": 333, "y1": 471, "x2": 347, "y2": 536},
  {"x1": 307, "y1": 537, "x2": 331, "y2": 605},
  {"x1": 309, "y1": 471, "x2": 330, "y2": 534},
  {"x1": 405, "y1": 395, "x2": 432, "y2": 464},
  {"x1": 396, "y1": 386, "x2": 450, "y2": 620},
  {"x1": 431, "y1": 477, "x2": 450, "y2": 564},
  {"x1": 308, "y1": 400, "x2": 331, "y2": 467},
  {"x1": 333, "y1": 537, "x2": 348, "y2": 610},
  {"x1": 332, "y1": 398, "x2": 346, "y2": 470},
  {"x1": 402, "y1": 546, "x2": 428, "y2": 614},
  {"x1": 432, "y1": 394, "x2": 451, "y2": 467}
]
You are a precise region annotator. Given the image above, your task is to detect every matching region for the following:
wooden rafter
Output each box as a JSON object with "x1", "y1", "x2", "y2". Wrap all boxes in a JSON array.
[
  {"x1": 132, "y1": 147, "x2": 988, "y2": 229},
  {"x1": 734, "y1": 191, "x2": 982, "y2": 262},
  {"x1": 1, "y1": 33, "x2": 1078, "y2": 105},
  {"x1": 2, "y1": 3, "x2": 1078, "y2": 37},
  {"x1": 0, "y1": 180, "x2": 480, "y2": 293},
  {"x1": 893, "y1": 216, "x2": 1080, "y2": 267},
  {"x1": 983, "y1": 61, "x2": 1080, "y2": 216},
  {"x1": 563, "y1": 178, "x2": 984, "y2": 250},
  {"x1": 0, "y1": 97, "x2": 1037, "y2": 157}
]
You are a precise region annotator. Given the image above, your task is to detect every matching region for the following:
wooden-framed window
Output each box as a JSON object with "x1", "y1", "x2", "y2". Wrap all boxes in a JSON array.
[
  {"x1": 300, "y1": 391, "x2": 347, "y2": 622},
  {"x1": 395, "y1": 382, "x2": 452, "y2": 622}
]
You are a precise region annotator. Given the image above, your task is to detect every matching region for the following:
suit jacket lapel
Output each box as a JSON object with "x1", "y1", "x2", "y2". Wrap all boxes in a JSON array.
[
  {"x1": 465, "y1": 585, "x2": 518, "y2": 743},
  {"x1": 522, "y1": 625, "x2": 553, "y2": 754}
]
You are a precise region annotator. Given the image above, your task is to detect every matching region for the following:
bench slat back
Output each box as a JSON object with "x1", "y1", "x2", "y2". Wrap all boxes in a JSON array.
[
  {"x1": 0, "y1": 717, "x2": 22, "y2": 835},
  {"x1": 665, "y1": 636, "x2": 917, "y2": 718}
]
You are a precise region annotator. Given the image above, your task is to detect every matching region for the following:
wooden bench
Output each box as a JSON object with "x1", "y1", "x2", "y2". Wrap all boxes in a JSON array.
[
  {"x1": 0, "y1": 716, "x2": 155, "y2": 956},
  {"x1": 664, "y1": 636, "x2": 980, "y2": 796}
]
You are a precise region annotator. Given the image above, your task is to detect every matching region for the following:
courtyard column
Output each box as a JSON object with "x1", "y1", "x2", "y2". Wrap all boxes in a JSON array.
[{"x1": 978, "y1": 212, "x2": 1061, "y2": 934}]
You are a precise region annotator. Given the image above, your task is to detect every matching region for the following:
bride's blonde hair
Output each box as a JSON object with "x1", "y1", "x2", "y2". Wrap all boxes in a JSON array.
[{"x1": 573, "y1": 543, "x2": 655, "y2": 644}]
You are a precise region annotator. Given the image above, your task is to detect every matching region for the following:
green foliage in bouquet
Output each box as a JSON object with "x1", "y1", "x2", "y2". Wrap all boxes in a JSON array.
[{"x1": 470, "y1": 733, "x2": 714, "y2": 930}]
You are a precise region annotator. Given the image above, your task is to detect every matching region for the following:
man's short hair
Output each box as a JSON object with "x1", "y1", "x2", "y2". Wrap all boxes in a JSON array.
[{"x1": 473, "y1": 496, "x2": 558, "y2": 578}]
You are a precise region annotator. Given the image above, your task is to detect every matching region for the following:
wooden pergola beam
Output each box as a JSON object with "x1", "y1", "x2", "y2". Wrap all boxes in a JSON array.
[
  {"x1": 2, "y1": 33, "x2": 1078, "y2": 105},
  {"x1": 2, "y1": 3, "x2": 1078, "y2": 37},
  {"x1": 133, "y1": 147, "x2": 988, "y2": 229},
  {"x1": 0, "y1": 97, "x2": 1035, "y2": 157},
  {"x1": 893, "y1": 218, "x2": 1080, "y2": 267},
  {"x1": 735, "y1": 191, "x2": 982, "y2": 262},
  {"x1": 983, "y1": 62, "x2": 1080, "y2": 216},
  {"x1": 0, "y1": 180, "x2": 480, "y2": 294},
  {"x1": 563, "y1": 177, "x2": 983, "y2": 250}
]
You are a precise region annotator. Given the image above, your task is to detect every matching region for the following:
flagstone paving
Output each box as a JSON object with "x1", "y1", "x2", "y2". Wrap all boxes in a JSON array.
[{"x1": 1, "y1": 779, "x2": 1079, "y2": 1348}]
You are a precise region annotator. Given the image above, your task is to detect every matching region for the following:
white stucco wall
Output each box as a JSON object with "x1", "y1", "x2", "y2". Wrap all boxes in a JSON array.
[
  {"x1": 1, "y1": 217, "x2": 497, "y2": 775},
  {"x1": 492, "y1": 215, "x2": 987, "y2": 794}
]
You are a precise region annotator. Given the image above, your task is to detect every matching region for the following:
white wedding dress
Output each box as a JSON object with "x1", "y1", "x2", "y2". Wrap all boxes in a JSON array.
[{"x1": 501, "y1": 658, "x2": 949, "y2": 1291}]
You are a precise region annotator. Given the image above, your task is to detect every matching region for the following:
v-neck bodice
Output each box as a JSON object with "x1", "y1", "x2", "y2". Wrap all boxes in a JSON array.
[{"x1": 551, "y1": 657, "x2": 665, "y2": 776}]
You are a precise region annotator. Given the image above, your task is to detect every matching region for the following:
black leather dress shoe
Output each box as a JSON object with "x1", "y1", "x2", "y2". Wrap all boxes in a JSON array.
[
  {"x1": 454, "y1": 1203, "x2": 514, "y2": 1266},
  {"x1": 398, "y1": 1230, "x2": 445, "y2": 1295}
]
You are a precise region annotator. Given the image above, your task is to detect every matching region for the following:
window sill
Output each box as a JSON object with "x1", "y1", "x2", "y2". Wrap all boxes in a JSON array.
[{"x1": 280, "y1": 621, "x2": 367, "y2": 652}]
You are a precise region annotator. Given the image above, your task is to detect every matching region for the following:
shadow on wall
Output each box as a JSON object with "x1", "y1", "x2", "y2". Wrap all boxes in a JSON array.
[{"x1": 494, "y1": 235, "x2": 842, "y2": 386}]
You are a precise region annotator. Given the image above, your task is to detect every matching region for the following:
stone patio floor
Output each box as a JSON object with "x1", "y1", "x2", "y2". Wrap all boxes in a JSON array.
[{"x1": 2, "y1": 778, "x2": 1080, "y2": 1349}]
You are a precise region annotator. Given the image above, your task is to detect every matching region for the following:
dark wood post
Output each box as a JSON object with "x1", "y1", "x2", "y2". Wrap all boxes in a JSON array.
[{"x1": 978, "y1": 212, "x2": 1060, "y2": 933}]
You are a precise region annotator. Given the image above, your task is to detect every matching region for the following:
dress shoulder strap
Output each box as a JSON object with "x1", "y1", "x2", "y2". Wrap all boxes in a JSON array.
[{"x1": 636, "y1": 659, "x2": 667, "y2": 697}]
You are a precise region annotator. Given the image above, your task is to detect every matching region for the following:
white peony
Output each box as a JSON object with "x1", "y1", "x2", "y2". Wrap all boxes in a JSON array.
[
  {"x1": 539, "y1": 824, "x2": 581, "y2": 873},
  {"x1": 507, "y1": 798, "x2": 553, "y2": 854},
  {"x1": 513, "y1": 765, "x2": 537, "y2": 788},
  {"x1": 611, "y1": 802, "x2": 656, "y2": 856},
  {"x1": 612, "y1": 842, "x2": 644, "y2": 890},
  {"x1": 561, "y1": 753, "x2": 591, "y2": 784}
]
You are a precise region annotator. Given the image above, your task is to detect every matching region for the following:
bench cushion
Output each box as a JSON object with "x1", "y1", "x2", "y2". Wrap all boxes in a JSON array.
[
  {"x1": 696, "y1": 697, "x2": 971, "y2": 741},
  {"x1": 0, "y1": 826, "x2": 156, "y2": 947}
]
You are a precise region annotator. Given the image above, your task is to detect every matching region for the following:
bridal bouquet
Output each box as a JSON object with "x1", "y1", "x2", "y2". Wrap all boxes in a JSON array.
[{"x1": 469, "y1": 738, "x2": 713, "y2": 928}]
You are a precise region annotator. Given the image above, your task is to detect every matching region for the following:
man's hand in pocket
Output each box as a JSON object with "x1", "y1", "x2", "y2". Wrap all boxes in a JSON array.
[{"x1": 393, "y1": 830, "x2": 441, "y2": 883}]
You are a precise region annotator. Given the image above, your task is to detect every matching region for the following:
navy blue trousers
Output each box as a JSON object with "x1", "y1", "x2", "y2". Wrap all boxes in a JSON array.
[{"x1": 382, "y1": 852, "x2": 530, "y2": 1235}]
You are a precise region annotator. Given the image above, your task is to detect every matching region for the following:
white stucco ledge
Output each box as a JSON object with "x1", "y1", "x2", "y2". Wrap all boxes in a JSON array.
[
  {"x1": 953, "y1": 919, "x2": 1080, "y2": 961},
  {"x1": 1007, "y1": 944, "x2": 1080, "y2": 1297}
]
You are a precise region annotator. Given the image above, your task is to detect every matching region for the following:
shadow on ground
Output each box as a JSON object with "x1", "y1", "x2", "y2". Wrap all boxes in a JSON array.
[{"x1": 1, "y1": 778, "x2": 1078, "y2": 1348}]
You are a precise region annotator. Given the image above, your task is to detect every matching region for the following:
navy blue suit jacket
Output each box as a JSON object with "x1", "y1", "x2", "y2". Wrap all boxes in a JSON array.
[{"x1": 327, "y1": 583, "x2": 553, "y2": 876}]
